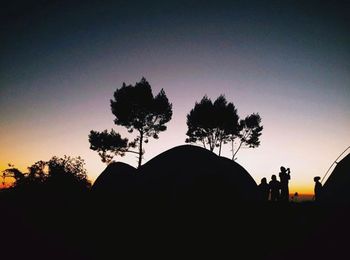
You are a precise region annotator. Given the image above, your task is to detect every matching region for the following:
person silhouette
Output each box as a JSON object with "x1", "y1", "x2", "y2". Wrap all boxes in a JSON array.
[
  {"x1": 269, "y1": 175, "x2": 280, "y2": 201},
  {"x1": 258, "y1": 177, "x2": 270, "y2": 202},
  {"x1": 313, "y1": 176, "x2": 322, "y2": 201},
  {"x1": 292, "y1": 192, "x2": 299, "y2": 202},
  {"x1": 279, "y1": 166, "x2": 291, "y2": 202}
]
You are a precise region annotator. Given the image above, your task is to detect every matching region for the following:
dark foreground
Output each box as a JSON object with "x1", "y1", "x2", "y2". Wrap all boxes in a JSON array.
[{"x1": 1, "y1": 191, "x2": 349, "y2": 260}]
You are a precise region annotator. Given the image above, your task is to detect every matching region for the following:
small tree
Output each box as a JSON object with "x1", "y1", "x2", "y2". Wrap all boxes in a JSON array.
[
  {"x1": 1, "y1": 163, "x2": 45, "y2": 188},
  {"x1": 2, "y1": 156, "x2": 91, "y2": 191},
  {"x1": 1, "y1": 164, "x2": 25, "y2": 188},
  {"x1": 231, "y1": 113, "x2": 263, "y2": 160},
  {"x1": 89, "y1": 77, "x2": 173, "y2": 167},
  {"x1": 47, "y1": 156, "x2": 91, "y2": 191}
]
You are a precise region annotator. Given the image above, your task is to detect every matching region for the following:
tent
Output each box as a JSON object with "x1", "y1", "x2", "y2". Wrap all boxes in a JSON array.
[
  {"x1": 137, "y1": 145, "x2": 259, "y2": 204},
  {"x1": 321, "y1": 153, "x2": 350, "y2": 204},
  {"x1": 91, "y1": 162, "x2": 137, "y2": 195},
  {"x1": 91, "y1": 145, "x2": 259, "y2": 206}
]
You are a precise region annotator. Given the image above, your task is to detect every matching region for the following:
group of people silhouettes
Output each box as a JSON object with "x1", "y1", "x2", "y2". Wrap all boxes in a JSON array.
[
  {"x1": 258, "y1": 166, "x2": 291, "y2": 202},
  {"x1": 259, "y1": 166, "x2": 323, "y2": 202}
]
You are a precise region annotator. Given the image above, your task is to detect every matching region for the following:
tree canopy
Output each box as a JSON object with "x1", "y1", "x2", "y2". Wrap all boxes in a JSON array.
[
  {"x1": 47, "y1": 156, "x2": 91, "y2": 191},
  {"x1": 186, "y1": 95, "x2": 240, "y2": 155},
  {"x1": 1, "y1": 156, "x2": 91, "y2": 192},
  {"x1": 231, "y1": 113, "x2": 263, "y2": 160},
  {"x1": 89, "y1": 129, "x2": 129, "y2": 163},
  {"x1": 186, "y1": 95, "x2": 263, "y2": 159},
  {"x1": 89, "y1": 77, "x2": 173, "y2": 167}
]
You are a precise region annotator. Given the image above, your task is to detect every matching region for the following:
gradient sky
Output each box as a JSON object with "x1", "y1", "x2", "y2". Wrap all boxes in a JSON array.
[{"x1": 1, "y1": 0, "x2": 349, "y2": 194}]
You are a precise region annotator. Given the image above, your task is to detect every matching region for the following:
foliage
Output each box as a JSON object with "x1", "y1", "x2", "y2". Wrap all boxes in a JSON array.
[
  {"x1": 27, "y1": 160, "x2": 48, "y2": 184},
  {"x1": 1, "y1": 166, "x2": 25, "y2": 188},
  {"x1": 1, "y1": 156, "x2": 91, "y2": 191},
  {"x1": 231, "y1": 113, "x2": 263, "y2": 160},
  {"x1": 90, "y1": 77, "x2": 172, "y2": 167},
  {"x1": 186, "y1": 95, "x2": 263, "y2": 159},
  {"x1": 89, "y1": 129, "x2": 129, "y2": 163},
  {"x1": 47, "y1": 155, "x2": 91, "y2": 191},
  {"x1": 186, "y1": 95, "x2": 240, "y2": 155}
]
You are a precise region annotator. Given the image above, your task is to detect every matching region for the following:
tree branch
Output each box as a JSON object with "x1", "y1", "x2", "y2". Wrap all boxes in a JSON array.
[
  {"x1": 125, "y1": 150, "x2": 139, "y2": 154},
  {"x1": 232, "y1": 128, "x2": 254, "y2": 159}
]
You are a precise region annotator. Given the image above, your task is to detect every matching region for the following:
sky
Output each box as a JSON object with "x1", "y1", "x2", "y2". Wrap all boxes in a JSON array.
[{"x1": 1, "y1": 0, "x2": 349, "y2": 194}]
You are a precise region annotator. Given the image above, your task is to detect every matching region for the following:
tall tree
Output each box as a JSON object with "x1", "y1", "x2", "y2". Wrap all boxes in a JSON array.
[
  {"x1": 213, "y1": 95, "x2": 240, "y2": 155},
  {"x1": 186, "y1": 95, "x2": 263, "y2": 159},
  {"x1": 89, "y1": 78, "x2": 172, "y2": 167},
  {"x1": 186, "y1": 95, "x2": 240, "y2": 155}
]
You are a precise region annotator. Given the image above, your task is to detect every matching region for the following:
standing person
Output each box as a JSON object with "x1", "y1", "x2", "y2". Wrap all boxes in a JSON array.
[
  {"x1": 291, "y1": 192, "x2": 299, "y2": 203},
  {"x1": 258, "y1": 177, "x2": 270, "y2": 202},
  {"x1": 313, "y1": 176, "x2": 322, "y2": 202},
  {"x1": 279, "y1": 166, "x2": 291, "y2": 202},
  {"x1": 269, "y1": 175, "x2": 280, "y2": 202}
]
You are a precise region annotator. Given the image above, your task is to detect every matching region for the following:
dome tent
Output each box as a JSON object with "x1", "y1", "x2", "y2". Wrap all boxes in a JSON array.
[
  {"x1": 320, "y1": 153, "x2": 350, "y2": 204},
  {"x1": 137, "y1": 145, "x2": 259, "y2": 205},
  {"x1": 91, "y1": 145, "x2": 259, "y2": 206},
  {"x1": 91, "y1": 162, "x2": 137, "y2": 195}
]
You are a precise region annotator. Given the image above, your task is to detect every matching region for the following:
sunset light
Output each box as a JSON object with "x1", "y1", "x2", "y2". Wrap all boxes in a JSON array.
[{"x1": 0, "y1": 1, "x2": 349, "y2": 258}]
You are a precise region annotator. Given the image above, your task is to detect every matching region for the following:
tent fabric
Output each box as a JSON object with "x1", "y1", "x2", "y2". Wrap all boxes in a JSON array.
[
  {"x1": 321, "y1": 153, "x2": 350, "y2": 204},
  {"x1": 93, "y1": 145, "x2": 259, "y2": 203}
]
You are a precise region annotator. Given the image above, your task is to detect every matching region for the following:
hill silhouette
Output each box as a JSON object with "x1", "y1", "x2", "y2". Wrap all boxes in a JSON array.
[{"x1": 321, "y1": 153, "x2": 350, "y2": 204}]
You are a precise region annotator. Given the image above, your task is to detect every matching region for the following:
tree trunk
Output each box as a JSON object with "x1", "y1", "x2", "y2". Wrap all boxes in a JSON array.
[
  {"x1": 232, "y1": 140, "x2": 243, "y2": 160},
  {"x1": 138, "y1": 131, "x2": 143, "y2": 168},
  {"x1": 231, "y1": 140, "x2": 235, "y2": 160},
  {"x1": 208, "y1": 136, "x2": 214, "y2": 152}
]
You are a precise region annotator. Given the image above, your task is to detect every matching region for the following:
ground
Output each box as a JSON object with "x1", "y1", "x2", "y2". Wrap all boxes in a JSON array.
[{"x1": 1, "y1": 191, "x2": 349, "y2": 260}]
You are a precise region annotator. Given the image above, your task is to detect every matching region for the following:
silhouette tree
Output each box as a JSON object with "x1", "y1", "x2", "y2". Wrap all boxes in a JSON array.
[
  {"x1": 213, "y1": 95, "x2": 240, "y2": 155},
  {"x1": 89, "y1": 77, "x2": 172, "y2": 167},
  {"x1": 186, "y1": 95, "x2": 262, "y2": 158},
  {"x1": 89, "y1": 129, "x2": 129, "y2": 163},
  {"x1": 2, "y1": 156, "x2": 91, "y2": 192},
  {"x1": 186, "y1": 95, "x2": 240, "y2": 155},
  {"x1": 27, "y1": 160, "x2": 48, "y2": 184},
  {"x1": 1, "y1": 164, "x2": 25, "y2": 188},
  {"x1": 47, "y1": 156, "x2": 91, "y2": 192},
  {"x1": 231, "y1": 113, "x2": 263, "y2": 160}
]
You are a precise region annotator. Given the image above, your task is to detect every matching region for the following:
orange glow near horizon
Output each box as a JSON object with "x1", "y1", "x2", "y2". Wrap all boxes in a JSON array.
[
  {"x1": 0, "y1": 152, "x2": 343, "y2": 196},
  {"x1": 0, "y1": 146, "x2": 321, "y2": 195},
  {"x1": 1, "y1": 111, "x2": 349, "y2": 196}
]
